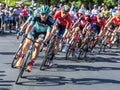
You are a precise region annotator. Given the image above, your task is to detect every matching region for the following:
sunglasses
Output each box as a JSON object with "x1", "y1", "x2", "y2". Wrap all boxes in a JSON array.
[{"x1": 41, "y1": 13, "x2": 48, "y2": 16}]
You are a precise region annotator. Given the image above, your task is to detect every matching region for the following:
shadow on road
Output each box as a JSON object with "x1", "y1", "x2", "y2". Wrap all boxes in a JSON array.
[
  {"x1": 54, "y1": 54, "x2": 120, "y2": 63},
  {"x1": 0, "y1": 32, "x2": 16, "y2": 37},
  {"x1": 44, "y1": 64, "x2": 120, "y2": 72},
  {"x1": 0, "y1": 52, "x2": 16, "y2": 55},
  {"x1": 0, "y1": 88, "x2": 10, "y2": 90},
  {"x1": 0, "y1": 71, "x2": 13, "y2": 87},
  {"x1": 88, "y1": 56, "x2": 120, "y2": 63},
  {"x1": 16, "y1": 75, "x2": 120, "y2": 86}
]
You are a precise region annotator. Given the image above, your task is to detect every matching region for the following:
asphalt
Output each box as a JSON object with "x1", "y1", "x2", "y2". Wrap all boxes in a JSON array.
[{"x1": 0, "y1": 32, "x2": 120, "y2": 90}]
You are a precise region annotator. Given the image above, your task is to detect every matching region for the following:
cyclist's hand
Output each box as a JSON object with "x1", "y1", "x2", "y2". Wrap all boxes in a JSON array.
[
  {"x1": 17, "y1": 31, "x2": 23, "y2": 39},
  {"x1": 43, "y1": 42, "x2": 47, "y2": 47},
  {"x1": 17, "y1": 31, "x2": 23, "y2": 36},
  {"x1": 23, "y1": 34, "x2": 28, "y2": 38}
]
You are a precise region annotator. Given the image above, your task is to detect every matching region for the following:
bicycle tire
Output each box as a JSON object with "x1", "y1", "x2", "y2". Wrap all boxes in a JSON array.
[
  {"x1": 11, "y1": 43, "x2": 23, "y2": 68},
  {"x1": 40, "y1": 38, "x2": 55, "y2": 70},
  {"x1": 11, "y1": 37, "x2": 26, "y2": 68},
  {"x1": 99, "y1": 38, "x2": 108, "y2": 53},
  {"x1": 78, "y1": 43, "x2": 88, "y2": 60},
  {"x1": 115, "y1": 34, "x2": 120, "y2": 48},
  {"x1": 65, "y1": 45, "x2": 72, "y2": 60},
  {"x1": 15, "y1": 52, "x2": 31, "y2": 84}
]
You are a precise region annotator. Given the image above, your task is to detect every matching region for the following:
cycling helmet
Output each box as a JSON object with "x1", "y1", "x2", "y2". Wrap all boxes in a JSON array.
[
  {"x1": 62, "y1": 5, "x2": 70, "y2": 12},
  {"x1": 69, "y1": 11, "x2": 75, "y2": 17},
  {"x1": 78, "y1": 9, "x2": 85, "y2": 14},
  {"x1": 85, "y1": 10, "x2": 91, "y2": 16},
  {"x1": 92, "y1": 10, "x2": 98, "y2": 15},
  {"x1": 40, "y1": 5, "x2": 50, "y2": 14},
  {"x1": 34, "y1": 8, "x2": 41, "y2": 17},
  {"x1": 98, "y1": 13, "x2": 103, "y2": 18}
]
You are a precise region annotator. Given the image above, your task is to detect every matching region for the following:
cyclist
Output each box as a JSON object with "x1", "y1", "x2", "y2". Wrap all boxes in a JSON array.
[
  {"x1": 104, "y1": 12, "x2": 120, "y2": 46},
  {"x1": 15, "y1": 5, "x2": 54, "y2": 72},
  {"x1": 48, "y1": 5, "x2": 72, "y2": 66}
]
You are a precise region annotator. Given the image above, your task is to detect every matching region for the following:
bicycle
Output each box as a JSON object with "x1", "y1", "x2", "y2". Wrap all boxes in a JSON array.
[
  {"x1": 39, "y1": 31, "x2": 58, "y2": 70},
  {"x1": 15, "y1": 38, "x2": 44, "y2": 84},
  {"x1": 78, "y1": 29, "x2": 96, "y2": 61},
  {"x1": 99, "y1": 27, "x2": 117, "y2": 53}
]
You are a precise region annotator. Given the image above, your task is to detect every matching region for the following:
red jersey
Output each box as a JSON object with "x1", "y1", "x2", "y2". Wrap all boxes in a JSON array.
[
  {"x1": 91, "y1": 15, "x2": 97, "y2": 24},
  {"x1": 79, "y1": 15, "x2": 91, "y2": 28},
  {"x1": 54, "y1": 10, "x2": 72, "y2": 29},
  {"x1": 111, "y1": 17, "x2": 120, "y2": 25},
  {"x1": 97, "y1": 18, "x2": 106, "y2": 29}
]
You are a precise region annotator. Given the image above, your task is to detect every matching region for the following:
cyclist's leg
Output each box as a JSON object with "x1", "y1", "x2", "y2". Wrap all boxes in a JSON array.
[
  {"x1": 107, "y1": 26, "x2": 118, "y2": 46},
  {"x1": 46, "y1": 36, "x2": 60, "y2": 67},
  {"x1": 16, "y1": 38, "x2": 32, "y2": 67},
  {"x1": 27, "y1": 38, "x2": 42, "y2": 72}
]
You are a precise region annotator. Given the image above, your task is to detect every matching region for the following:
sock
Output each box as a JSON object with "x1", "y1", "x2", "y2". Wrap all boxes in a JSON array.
[
  {"x1": 21, "y1": 54, "x2": 25, "y2": 59},
  {"x1": 29, "y1": 60, "x2": 35, "y2": 66}
]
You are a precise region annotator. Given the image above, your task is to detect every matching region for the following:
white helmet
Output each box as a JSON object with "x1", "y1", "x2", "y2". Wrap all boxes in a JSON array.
[
  {"x1": 93, "y1": 10, "x2": 98, "y2": 15},
  {"x1": 69, "y1": 11, "x2": 75, "y2": 17},
  {"x1": 78, "y1": 9, "x2": 85, "y2": 14},
  {"x1": 85, "y1": 10, "x2": 91, "y2": 16},
  {"x1": 34, "y1": 8, "x2": 40, "y2": 17}
]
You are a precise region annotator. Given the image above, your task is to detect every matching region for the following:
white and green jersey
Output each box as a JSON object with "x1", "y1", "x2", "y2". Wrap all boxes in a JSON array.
[{"x1": 30, "y1": 16, "x2": 54, "y2": 33}]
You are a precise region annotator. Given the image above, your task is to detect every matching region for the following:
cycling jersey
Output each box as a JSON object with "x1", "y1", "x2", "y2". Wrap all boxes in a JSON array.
[
  {"x1": 110, "y1": 16, "x2": 120, "y2": 25},
  {"x1": 54, "y1": 10, "x2": 72, "y2": 29},
  {"x1": 79, "y1": 15, "x2": 91, "y2": 28},
  {"x1": 28, "y1": 16, "x2": 54, "y2": 40},
  {"x1": 97, "y1": 18, "x2": 106, "y2": 29},
  {"x1": 91, "y1": 15, "x2": 97, "y2": 24},
  {"x1": 30, "y1": 16, "x2": 54, "y2": 33}
]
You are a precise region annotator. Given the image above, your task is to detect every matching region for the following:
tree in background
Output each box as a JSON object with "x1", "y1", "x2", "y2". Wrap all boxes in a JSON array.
[{"x1": 0, "y1": 0, "x2": 119, "y2": 8}]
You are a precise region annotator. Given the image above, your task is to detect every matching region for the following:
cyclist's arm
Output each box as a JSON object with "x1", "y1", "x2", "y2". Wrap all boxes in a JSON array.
[
  {"x1": 50, "y1": 24, "x2": 57, "y2": 38},
  {"x1": 105, "y1": 16, "x2": 114, "y2": 28},
  {"x1": 62, "y1": 16, "x2": 73, "y2": 37},
  {"x1": 44, "y1": 26, "x2": 52, "y2": 43},
  {"x1": 25, "y1": 23, "x2": 34, "y2": 34},
  {"x1": 44, "y1": 30, "x2": 51, "y2": 43},
  {"x1": 53, "y1": 11, "x2": 60, "y2": 21},
  {"x1": 25, "y1": 17, "x2": 36, "y2": 34},
  {"x1": 72, "y1": 20, "x2": 79, "y2": 29},
  {"x1": 20, "y1": 22, "x2": 29, "y2": 32}
]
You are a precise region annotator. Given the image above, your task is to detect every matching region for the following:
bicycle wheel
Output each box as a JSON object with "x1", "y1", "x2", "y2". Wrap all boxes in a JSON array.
[
  {"x1": 11, "y1": 37, "x2": 25, "y2": 68},
  {"x1": 115, "y1": 33, "x2": 120, "y2": 48},
  {"x1": 65, "y1": 45, "x2": 72, "y2": 60},
  {"x1": 11, "y1": 43, "x2": 23, "y2": 68},
  {"x1": 15, "y1": 42, "x2": 34, "y2": 84},
  {"x1": 78, "y1": 43, "x2": 88, "y2": 60},
  {"x1": 99, "y1": 38, "x2": 108, "y2": 54},
  {"x1": 15, "y1": 51, "x2": 31, "y2": 84},
  {"x1": 40, "y1": 39, "x2": 55, "y2": 70}
]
